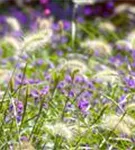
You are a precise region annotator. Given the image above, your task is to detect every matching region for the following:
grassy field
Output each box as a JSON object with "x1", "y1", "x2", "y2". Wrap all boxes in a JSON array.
[{"x1": 0, "y1": 1, "x2": 135, "y2": 149}]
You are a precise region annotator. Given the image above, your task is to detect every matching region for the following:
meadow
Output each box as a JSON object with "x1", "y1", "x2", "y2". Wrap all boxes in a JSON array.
[{"x1": 0, "y1": 0, "x2": 135, "y2": 149}]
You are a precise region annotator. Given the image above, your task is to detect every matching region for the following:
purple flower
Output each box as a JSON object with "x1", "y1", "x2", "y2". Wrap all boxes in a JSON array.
[
  {"x1": 81, "y1": 91, "x2": 92, "y2": 98},
  {"x1": 15, "y1": 77, "x2": 29, "y2": 85},
  {"x1": 63, "y1": 21, "x2": 71, "y2": 31},
  {"x1": 9, "y1": 104, "x2": 13, "y2": 112},
  {"x1": 28, "y1": 79, "x2": 41, "y2": 84},
  {"x1": 106, "y1": 1, "x2": 114, "y2": 10},
  {"x1": 0, "y1": 16, "x2": 8, "y2": 36},
  {"x1": 52, "y1": 23, "x2": 60, "y2": 31},
  {"x1": 78, "y1": 99, "x2": 89, "y2": 111},
  {"x1": 68, "y1": 90, "x2": 75, "y2": 98},
  {"x1": 65, "y1": 75, "x2": 72, "y2": 83},
  {"x1": 84, "y1": 6, "x2": 93, "y2": 16},
  {"x1": 35, "y1": 59, "x2": 44, "y2": 66},
  {"x1": 109, "y1": 54, "x2": 124, "y2": 67},
  {"x1": 116, "y1": 95, "x2": 126, "y2": 113},
  {"x1": 40, "y1": 0, "x2": 49, "y2": 4},
  {"x1": 56, "y1": 50, "x2": 63, "y2": 56},
  {"x1": 61, "y1": 36, "x2": 68, "y2": 44},
  {"x1": 125, "y1": 77, "x2": 135, "y2": 88},
  {"x1": 40, "y1": 86, "x2": 49, "y2": 95},
  {"x1": 74, "y1": 76, "x2": 83, "y2": 83},
  {"x1": 16, "y1": 115, "x2": 22, "y2": 123},
  {"x1": 12, "y1": 10, "x2": 27, "y2": 25},
  {"x1": 20, "y1": 136, "x2": 29, "y2": 141},
  {"x1": 31, "y1": 90, "x2": 39, "y2": 98},
  {"x1": 44, "y1": 72, "x2": 51, "y2": 81},
  {"x1": 87, "y1": 81, "x2": 93, "y2": 89},
  {"x1": 57, "y1": 81, "x2": 65, "y2": 89},
  {"x1": 11, "y1": 30, "x2": 23, "y2": 38},
  {"x1": 77, "y1": 17, "x2": 84, "y2": 23}
]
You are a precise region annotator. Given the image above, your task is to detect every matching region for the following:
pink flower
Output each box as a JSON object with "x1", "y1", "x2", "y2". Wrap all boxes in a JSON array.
[{"x1": 44, "y1": 9, "x2": 51, "y2": 16}]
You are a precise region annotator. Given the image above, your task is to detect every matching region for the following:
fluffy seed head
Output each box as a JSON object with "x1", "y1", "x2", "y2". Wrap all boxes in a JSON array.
[
  {"x1": 6, "y1": 17, "x2": 21, "y2": 31},
  {"x1": 101, "y1": 114, "x2": 135, "y2": 136},
  {"x1": 59, "y1": 59, "x2": 87, "y2": 73},
  {"x1": 14, "y1": 141, "x2": 35, "y2": 150},
  {"x1": 127, "y1": 30, "x2": 135, "y2": 49},
  {"x1": 2, "y1": 36, "x2": 20, "y2": 50},
  {"x1": 125, "y1": 103, "x2": 135, "y2": 111},
  {"x1": 73, "y1": 0, "x2": 106, "y2": 5},
  {"x1": 46, "y1": 122, "x2": 74, "y2": 140},
  {"x1": 115, "y1": 4, "x2": 130, "y2": 14},
  {"x1": 92, "y1": 69, "x2": 121, "y2": 85},
  {"x1": 0, "y1": 69, "x2": 11, "y2": 84},
  {"x1": 98, "y1": 21, "x2": 116, "y2": 32},
  {"x1": 115, "y1": 40, "x2": 132, "y2": 50},
  {"x1": 81, "y1": 39, "x2": 112, "y2": 56},
  {"x1": 20, "y1": 29, "x2": 52, "y2": 53}
]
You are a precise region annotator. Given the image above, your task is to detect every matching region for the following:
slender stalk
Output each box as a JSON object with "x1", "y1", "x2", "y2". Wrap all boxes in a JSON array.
[
  {"x1": 72, "y1": 4, "x2": 78, "y2": 50},
  {"x1": 29, "y1": 96, "x2": 44, "y2": 140}
]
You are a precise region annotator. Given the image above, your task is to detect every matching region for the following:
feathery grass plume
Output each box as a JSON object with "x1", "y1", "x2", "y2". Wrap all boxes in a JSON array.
[
  {"x1": 115, "y1": 40, "x2": 132, "y2": 50},
  {"x1": 14, "y1": 141, "x2": 35, "y2": 150},
  {"x1": 45, "y1": 122, "x2": 75, "y2": 140},
  {"x1": 125, "y1": 103, "x2": 135, "y2": 111},
  {"x1": 114, "y1": 3, "x2": 135, "y2": 16},
  {"x1": 6, "y1": 17, "x2": 21, "y2": 31},
  {"x1": 101, "y1": 114, "x2": 135, "y2": 136},
  {"x1": 67, "y1": 53, "x2": 88, "y2": 62},
  {"x1": 81, "y1": 39, "x2": 112, "y2": 57},
  {"x1": 126, "y1": 30, "x2": 135, "y2": 49},
  {"x1": 1, "y1": 36, "x2": 20, "y2": 50},
  {"x1": 0, "y1": 69, "x2": 11, "y2": 84},
  {"x1": 73, "y1": 0, "x2": 106, "y2": 5},
  {"x1": 92, "y1": 68, "x2": 121, "y2": 85},
  {"x1": 123, "y1": 115, "x2": 135, "y2": 127},
  {"x1": 36, "y1": 17, "x2": 53, "y2": 30},
  {"x1": 20, "y1": 29, "x2": 52, "y2": 53},
  {"x1": 59, "y1": 59, "x2": 87, "y2": 74},
  {"x1": 98, "y1": 21, "x2": 116, "y2": 32},
  {"x1": 0, "y1": 35, "x2": 23, "y2": 57},
  {"x1": 115, "y1": 4, "x2": 130, "y2": 14}
]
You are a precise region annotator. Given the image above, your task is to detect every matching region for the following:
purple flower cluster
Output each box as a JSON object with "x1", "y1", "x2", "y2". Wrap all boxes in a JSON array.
[
  {"x1": 57, "y1": 74, "x2": 93, "y2": 114},
  {"x1": 9, "y1": 100, "x2": 24, "y2": 123}
]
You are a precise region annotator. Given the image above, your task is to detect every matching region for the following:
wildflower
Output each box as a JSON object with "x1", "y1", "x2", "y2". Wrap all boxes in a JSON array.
[
  {"x1": 0, "y1": 16, "x2": 8, "y2": 36},
  {"x1": 8, "y1": 100, "x2": 24, "y2": 123},
  {"x1": 65, "y1": 74, "x2": 72, "y2": 83},
  {"x1": 68, "y1": 90, "x2": 75, "y2": 98},
  {"x1": 57, "y1": 81, "x2": 65, "y2": 89},
  {"x1": 109, "y1": 54, "x2": 124, "y2": 67},
  {"x1": 40, "y1": 0, "x2": 49, "y2": 4},
  {"x1": 63, "y1": 21, "x2": 71, "y2": 31},
  {"x1": 74, "y1": 75, "x2": 83, "y2": 83},
  {"x1": 40, "y1": 86, "x2": 49, "y2": 95},
  {"x1": 78, "y1": 99, "x2": 89, "y2": 113},
  {"x1": 30, "y1": 90, "x2": 39, "y2": 99},
  {"x1": 125, "y1": 76, "x2": 135, "y2": 88}
]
